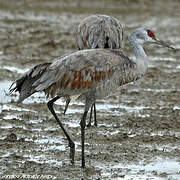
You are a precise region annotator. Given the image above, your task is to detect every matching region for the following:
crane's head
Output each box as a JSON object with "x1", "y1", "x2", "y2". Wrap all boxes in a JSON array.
[{"x1": 130, "y1": 27, "x2": 175, "y2": 49}]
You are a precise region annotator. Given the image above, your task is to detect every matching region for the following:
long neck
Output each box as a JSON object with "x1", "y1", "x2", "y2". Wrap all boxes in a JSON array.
[{"x1": 129, "y1": 36, "x2": 148, "y2": 74}]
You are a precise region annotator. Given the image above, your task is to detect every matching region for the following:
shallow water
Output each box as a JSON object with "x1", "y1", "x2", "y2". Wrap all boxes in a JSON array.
[
  {"x1": 96, "y1": 158, "x2": 180, "y2": 179},
  {"x1": 0, "y1": 0, "x2": 180, "y2": 179}
]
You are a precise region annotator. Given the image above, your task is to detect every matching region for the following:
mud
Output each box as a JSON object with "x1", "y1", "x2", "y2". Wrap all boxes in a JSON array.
[{"x1": 0, "y1": 0, "x2": 180, "y2": 179}]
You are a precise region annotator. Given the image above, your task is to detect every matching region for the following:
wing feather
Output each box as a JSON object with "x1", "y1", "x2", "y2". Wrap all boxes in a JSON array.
[{"x1": 76, "y1": 15, "x2": 124, "y2": 49}]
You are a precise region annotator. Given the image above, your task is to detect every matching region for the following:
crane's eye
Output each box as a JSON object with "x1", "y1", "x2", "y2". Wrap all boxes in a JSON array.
[{"x1": 147, "y1": 30, "x2": 155, "y2": 39}]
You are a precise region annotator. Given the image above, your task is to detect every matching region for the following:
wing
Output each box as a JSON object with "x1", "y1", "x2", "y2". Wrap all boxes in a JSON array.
[
  {"x1": 33, "y1": 49, "x2": 136, "y2": 98},
  {"x1": 9, "y1": 62, "x2": 51, "y2": 102},
  {"x1": 76, "y1": 15, "x2": 124, "y2": 50}
]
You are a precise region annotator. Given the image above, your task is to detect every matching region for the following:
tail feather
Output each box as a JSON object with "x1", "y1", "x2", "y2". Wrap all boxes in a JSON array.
[{"x1": 9, "y1": 63, "x2": 51, "y2": 102}]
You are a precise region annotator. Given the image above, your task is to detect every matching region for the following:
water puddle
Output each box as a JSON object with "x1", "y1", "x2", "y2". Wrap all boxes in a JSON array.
[
  {"x1": 36, "y1": 142, "x2": 66, "y2": 152},
  {"x1": 109, "y1": 129, "x2": 120, "y2": 135},
  {"x1": 3, "y1": 114, "x2": 22, "y2": 120},
  {"x1": 59, "y1": 108, "x2": 82, "y2": 115},
  {"x1": 138, "y1": 113, "x2": 150, "y2": 118},
  {"x1": 129, "y1": 88, "x2": 178, "y2": 93},
  {"x1": 0, "y1": 66, "x2": 28, "y2": 74},
  {"x1": 1, "y1": 123, "x2": 28, "y2": 130},
  {"x1": 25, "y1": 136, "x2": 66, "y2": 151},
  {"x1": 22, "y1": 93, "x2": 45, "y2": 104},
  {"x1": 0, "y1": 81, "x2": 45, "y2": 105},
  {"x1": 118, "y1": 104, "x2": 153, "y2": 113},
  {"x1": 0, "y1": 124, "x2": 14, "y2": 129},
  {"x1": 151, "y1": 56, "x2": 177, "y2": 62},
  {"x1": 63, "y1": 118, "x2": 80, "y2": 128},
  {"x1": 173, "y1": 105, "x2": 180, "y2": 110},
  {"x1": 150, "y1": 131, "x2": 180, "y2": 138},
  {"x1": 2, "y1": 104, "x2": 37, "y2": 113},
  {"x1": 142, "y1": 143, "x2": 179, "y2": 153},
  {"x1": 28, "y1": 119, "x2": 43, "y2": 124},
  {"x1": 1, "y1": 151, "x2": 12, "y2": 158},
  {"x1": 0, "y1": 81, "x2": 12, "y2": 104},
  {"x1": 34, "y1": 136, "x2": 63, "y2": 144},
  {"x1": 96, "y1": 158, "x2": 180, "y2": 179},
  {"x1": 127, "y1": 130, "x2": 180, "y2": 139},
  {"x1": 61, "y1": 102, "x2": 153, "y2": 115},
  {"x1": 23, "y1": 154, "x2": 63, "y2": 167},
  {"x1": 176, "y1": 65, "x2": 180, "y2": 69}
]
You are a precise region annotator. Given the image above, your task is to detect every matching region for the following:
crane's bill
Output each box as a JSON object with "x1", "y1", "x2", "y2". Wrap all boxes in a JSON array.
[{"x1": 155, "y1": 38, "x2": 175, "y2": 50}]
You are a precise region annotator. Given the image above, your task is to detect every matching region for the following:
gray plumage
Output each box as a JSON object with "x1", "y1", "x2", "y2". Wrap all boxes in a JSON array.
[
  {"x1": 31, "y1": 49, "x2": 138, "y2": 99},
  {"x1": 9, "y1": 63, "x2": 51, "y2": 102},
  {"x1": 76, "y1": 15, "x2": 124, "y2": 49}
]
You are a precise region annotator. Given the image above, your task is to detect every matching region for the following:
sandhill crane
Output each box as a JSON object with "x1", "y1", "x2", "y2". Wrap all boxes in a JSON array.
[
  {"x1": 76, "y1": 14, "x2": 123, "y2": 49},
  {"x1": 65, "y1": 14, "x2": 124, "y2": 127},
  {"x1": 10, "y1": 27, "x2": 174, "y2": 168}
]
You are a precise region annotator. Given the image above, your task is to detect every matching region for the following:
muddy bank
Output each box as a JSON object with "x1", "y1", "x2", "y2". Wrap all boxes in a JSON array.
[{"x1": 0, "y1": 0, "x2": 180, "y2": 179}]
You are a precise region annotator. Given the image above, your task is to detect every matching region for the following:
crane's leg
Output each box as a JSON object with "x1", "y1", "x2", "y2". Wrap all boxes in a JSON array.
[
  {"x1": 80, "y1": 98, "x2": 94, "y2": 168},
  {"x1": 47, "y1": 96, "x2": 75, "y2": 165},
  {"x1": 87, "y1": 104, "x2": 93, "y2": 127},
  {"x1": 87, "y1": 103, "x2": 97, "y2": 127},
  {"x1": 80, "y1": 111, "x2": 88, "y2": 168},
  {"x1": 63, "y1": 96, "x2": 71, "y2": 115},
  {"x1": 93, "y1": 103, "x2": 97, "y2": 127}
]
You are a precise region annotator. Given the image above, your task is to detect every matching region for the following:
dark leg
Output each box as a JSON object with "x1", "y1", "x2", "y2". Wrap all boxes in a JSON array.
[
  {"x1": 93, "y1": 103, "x2": 97, "y2": 127},
  {"x1": 87, "y1": 105, "x2": 93, "y2": 127},
  {"x1": 87, "y1": 102, "x2": 97, "y2": 127},
  {"x1": 63, "y1": 97, "x2": 71, "y2": 115},
  {"x1": 80, "y1": 111, "x2": 88, "y2": 168},
  {"x1": 80, "y1": 95, "x2": 94, "y2": 168},
  {"x1": 47, "y1": 96, "x2": 75, "y2": 164}
]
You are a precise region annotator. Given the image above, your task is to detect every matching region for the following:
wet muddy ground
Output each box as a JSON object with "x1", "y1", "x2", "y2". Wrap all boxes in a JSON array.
[{"x1": 0, "y1": 0, "x2": 180, "y2": 179}]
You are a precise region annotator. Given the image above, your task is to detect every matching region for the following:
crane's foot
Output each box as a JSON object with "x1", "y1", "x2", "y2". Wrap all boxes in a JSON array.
[
  {"x1": 82, "y1": 159, "x2": 85, "y2": 168},
  {"x1": 69, "y1": 141, "x2": 75, "y2": 165},
  {"x1": 87, "y1": 121, "x2": 91, "y2": 127},
  {"x1": 94, "y1": 121, "x2": 97, "y2": 127},
  {"x1": 87, "y1": 122, "x2": 98, "y2": 127}
]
